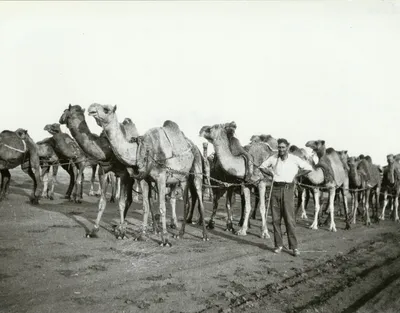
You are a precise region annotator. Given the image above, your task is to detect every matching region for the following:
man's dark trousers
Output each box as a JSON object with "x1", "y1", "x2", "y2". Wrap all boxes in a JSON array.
[{"x1": 270, "y1": 182, "x2": 298, "y2": 249}]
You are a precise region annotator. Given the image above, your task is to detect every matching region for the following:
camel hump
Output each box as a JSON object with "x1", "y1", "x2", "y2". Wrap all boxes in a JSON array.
[
  {"x1": 163, "y1": 120, "x2": 181, "y2": 133},
  {"x1": 325, "y1": 150, "x2": 348, "y2": 186},
  {"x1": 160, "y1": 121, "x2": 191, "y2": 157}
]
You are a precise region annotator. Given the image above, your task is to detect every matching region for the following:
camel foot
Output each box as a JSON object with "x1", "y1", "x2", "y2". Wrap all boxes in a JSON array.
[
  {"x1": 224, "y1": 221, "x2": 234, "y2": 232},
  {"x1": 235, "y1": 228, "x2": 247, "y2": 236},
  {"x1": 114, "y1": 225, "x2": 126, "y2": 239},
  {"x1": 30, "y1": 197, "x2": 39, "y2": 205},
  {"x1": 329, "y1": 225, "x2": 337, "y2": 232},
  {"x1": 109, "y1": 196, "x2": 115, "y2": 203},
  {"x1": 238, "y1": 219, "x2": 244, "y2": 227},
  {"x1": 206, "y1": 220, "x2": 215, "y2": 230},
  {"x1": 86, "y1": 225, "x2": 99, "y2": 238},
  {"x1": 301, "y1": 213, "x2": 308, "y2": 220},
  {"x1": 202, "y1": 235, "x2": 209, "y2": 241},
  {"x1": 74, "y1": 199, "x2": 82, "y2": 204},
  {"x1": 160, "y1": 240, "x2": 172, "y2": 247},
  {"x1": 89, "y1": 191, "x2": 95, "y2": 196},
  {"x1": 196, "y1": 219, "x2": 204, "y2": 226},
  {"x1": 309, "y1": 222, "x2": 318, "y2": 230},
  {"x1": 169, "y1": 223, "x2": 178, "y2": 230},
  {"x1": 134, "y1": 233, "x2": 148, "y2": 241},
  {"x1": 365, "y1": 220, "x2": 371, "y2": 227},
  {"x1": 261, "y1": 229, "x2": 270, "y2": 239},
  {"x1": 345, "y1": 223, "x2": 351, "y2": 230},
  {"x1": 395, "y1": 218, "x2": 400, "y2": 223},
  {"x1": 186, "y1": 218, "x2": 193, "y2": 224},
  {"x1": 64, "y1": 194, "x2": 71, "y2": 200}
]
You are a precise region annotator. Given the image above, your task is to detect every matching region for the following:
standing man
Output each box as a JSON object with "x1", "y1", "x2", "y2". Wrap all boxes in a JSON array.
[{"x1": 259, "y1": 138, "x2": 313, "y2": 257}]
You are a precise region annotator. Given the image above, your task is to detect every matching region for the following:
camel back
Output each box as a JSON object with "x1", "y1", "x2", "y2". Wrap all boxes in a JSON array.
[{"x1": 52, "y1": 133, "x2": 85, "y2": 160}]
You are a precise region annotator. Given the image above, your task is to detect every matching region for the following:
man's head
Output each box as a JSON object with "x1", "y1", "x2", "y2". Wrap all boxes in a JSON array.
[
  {"x1": 277, "y1": 138, "x2": 290, "y2": 158},
  {"x1": 387, "y1": 154, "x2": 394, "y2": 165}
]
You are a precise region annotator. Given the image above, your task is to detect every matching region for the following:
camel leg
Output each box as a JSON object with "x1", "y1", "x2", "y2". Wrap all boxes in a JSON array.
[
  {"x1": 61, "y1": 164, "x2": 75, "y2": 199},
  {"x1": 134, "y1": 180, "x2": 153, "y2": 241},
  {"x1": 21, "y1": 161, "x2": 41, "y2": 205},
  {"x1": 88, "y1": 165, "x2": 97, "y2": 196},
  {"x1": 351, "y1": 191, "x2": 358, "y2": 224},
  {"x1": 380, "y1": 191, "x2": 388, "y2": 220},
  {"x1": 364, "y1": 189, "x2": 371, "y2": 226},
  {"x1": 0, "y1": 169, "x2": 11, "y2": 201},
  {"x1": 373, "y1": 187, "x2": 381, "y2": 222},
  {"x1": 133, "y1": 180, "x2": 140, "y2": 202},
  {"x1": 258, "y1": 181, "x2": 270, "y2": 239},
  {"x1": 340, "y1": 185, "x2": 351, "y2": 230},
  {"x1": 86, "y1": 170, "x2": 110, "y2": 238},
  {"x1": 328, "y1": 188, "x2": 337, "y2": 232},
  {"x1": 114, "y1": 174, "x2": 133, "y2": 239},
  {"x1": 251, "y1": 187, "x2": 259, "y2": 220},
  {"x1": 41, "y1": 164, "x2": 50, "y2": 199},
  {"x1": 309, "y1": 188, "x2": 321, "y2": 230},
  {"x1": 156, "y1": 175, "x2": 171, "y2": 247},
  {"x1": 115, "y1": 176, "x2": 121, "y2": 202},
  {"x1": 394, "y1": 190, "x2": 400, "y2": 222},
  {"x1": 207, "y1": 189, "x2": 225, "y2": 229},
  {"x1": 236, "y1": 186, "x2": 251, "y2": 236},
  {"x1": 109, "y1": 173, "x2": 117, "y2": 203},
  {"x1": 176, "y1": 181, "x2": 190, "y2": 239},
  {"x1": 300, "y1": 188, "x2": 308, "y2": 219},
  {"x1": 190, "y1": 175, "x2": 209, "y2": 241},
  {"x1": 225, "y1": 188, "x2": 235, "y2": 232},
  {"x1": 168, "y1": 185, "x2": 179, "y2": 229},
  {"x1": 48, "y1": 164, "x2": 58, "y2": 200},
  {"x1": 186, "y1": 183, "x2": 197, "y2": 224},
  {"x1": 72, "y1": 162, "x2": 85, "y2": 203}
]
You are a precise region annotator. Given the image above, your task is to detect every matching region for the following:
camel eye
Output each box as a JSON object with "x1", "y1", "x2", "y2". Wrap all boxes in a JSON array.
[{"x1": 103, "y1": 108, "x2": 109, "y2": 113}]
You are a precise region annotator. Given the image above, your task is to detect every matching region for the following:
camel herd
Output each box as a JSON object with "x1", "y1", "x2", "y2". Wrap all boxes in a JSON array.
[{"x1": 0, "y1": 104, "x2": 399, "y2": 246}]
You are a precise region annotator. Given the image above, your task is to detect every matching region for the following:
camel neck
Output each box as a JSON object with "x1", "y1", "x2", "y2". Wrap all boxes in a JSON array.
[
  {"x1": 102, "y1": 115, "x2": 138, "y2": 166},
  {"x1": 349, "y1": 165, "x2": 361, "y2": 186},
  {"x1": 212, "y1": 134, "x2": 245, "y2": 178},
  {"x1": 66, "y1": 115, "x2": 108, "y2": 160}
]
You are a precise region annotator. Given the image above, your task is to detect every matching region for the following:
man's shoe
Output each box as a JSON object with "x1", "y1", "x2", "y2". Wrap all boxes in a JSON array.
[
  {"x1": 274, "y1": 246, "x2": 283, "y2": 254},
  {"x1": 293, "y1": 249, "x2": 300, "y2": 257}
]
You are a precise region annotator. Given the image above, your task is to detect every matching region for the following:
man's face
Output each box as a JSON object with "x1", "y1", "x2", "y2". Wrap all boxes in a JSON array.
[{"x1": 278, "y1": 143, "x2": 289, "y2": 157}]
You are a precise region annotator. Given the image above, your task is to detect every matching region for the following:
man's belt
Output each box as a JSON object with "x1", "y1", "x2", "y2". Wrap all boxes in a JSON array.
[{"x1": 273, "y1": 181, "x2": 294, "y2": 187}]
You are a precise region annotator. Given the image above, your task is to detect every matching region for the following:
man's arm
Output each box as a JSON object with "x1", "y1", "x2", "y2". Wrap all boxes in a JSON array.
[
  {"x1": 259, "y1": 156, "x2": 275, "y2": 178},
  {"x1": 295, "y1": 156, "x2": 313, "y2": 177}
]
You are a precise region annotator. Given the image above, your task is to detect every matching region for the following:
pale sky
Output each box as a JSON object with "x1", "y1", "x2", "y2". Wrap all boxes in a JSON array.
[{"x1": 1, "y1": 1, "x2": 399, "y2": 165}]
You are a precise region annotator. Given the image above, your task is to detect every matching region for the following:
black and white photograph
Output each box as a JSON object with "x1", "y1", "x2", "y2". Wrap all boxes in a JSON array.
[{"x1": 1, "y1": 1, "x2": 400, "y2": 312}]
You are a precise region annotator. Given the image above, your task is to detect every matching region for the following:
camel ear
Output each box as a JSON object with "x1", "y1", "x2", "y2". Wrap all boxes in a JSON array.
[
  {"x1": 320, "y1": 140, "x2": 325, "y2": 146},
  {"x1": 344, "y1": 150, "x2": 348, "y2": 155},
  {"x1": 113, "y1": 105, "x2": 117, "y2": 113},
  {"x1": 68, "y1": 104, "x2": 72, "y2": 110}
]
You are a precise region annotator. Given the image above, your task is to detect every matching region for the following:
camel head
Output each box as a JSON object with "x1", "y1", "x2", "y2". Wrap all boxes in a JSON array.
[
  {"x1": 199, "y1": 122, "x2": 237, "y2": 143},
  {"x1": 122, "y1": 118, "x2": 133, "y2": 126},
  {"x1": 44, "y1": 123, "x2": 62, "y2": 135},
  {"x1": 15, "y1": 128, "x2": 28, "y2": 140},
  {"x1": 305, "y1": 140, "x2": 326, "y2": 157},
  {"x1": 249, "y1": 135, "x2": 261, "y2": 144},
  {"x1": 59, "y1": 104, "x2": 86, "y2": 125},
  {"x1": 87, "y1": 103, "x2": 117, "y2": 127},
  {"x1": 347, "y1": 156, "x2": 358, "y2": 169}
]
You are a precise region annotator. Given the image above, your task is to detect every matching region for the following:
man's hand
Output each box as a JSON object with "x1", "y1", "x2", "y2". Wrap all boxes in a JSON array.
[{"x1": 259, "y1": 167, "x2": 274, "y2": 178}]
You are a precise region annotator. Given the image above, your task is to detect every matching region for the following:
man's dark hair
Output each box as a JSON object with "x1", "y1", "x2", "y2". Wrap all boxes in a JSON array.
[{"x1": 277, "y1": 138, "x2": 290, "y2": 146}]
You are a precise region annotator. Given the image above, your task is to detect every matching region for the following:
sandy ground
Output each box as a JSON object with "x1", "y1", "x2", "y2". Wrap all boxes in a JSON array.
[{"x1": 1, "y1": 168, "x2": 400, "y2": 313}]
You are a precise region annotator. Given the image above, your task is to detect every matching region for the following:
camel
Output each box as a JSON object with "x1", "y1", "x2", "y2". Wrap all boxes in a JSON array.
[
  {"x1": 36, "y1": 138, "x2": 62, "y2": 200},
  {"x1": 379, "y1": 154, "x2": 400, "y2": 222},
  {"x1": 43, "y1": 123, "x2": 89, "y2": 202},
  {"x1": 347, "y1": 156, "x2": 381, "y2": 225},
  {"x1": 200, "y1": 122, "x2": 276, "y2": 238},
  {"x1": 304, "y1": 140, "x2": 351, "y2": 231},
  {"x1": 87, "y1": 103, "x2": 208, "y2": 246},
  {"x1": 0, "y1": 128, "x2": 43, "y2": 204},
  {"x1": 59, "y1": 104, "x2": 135, "y2": 239}
]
